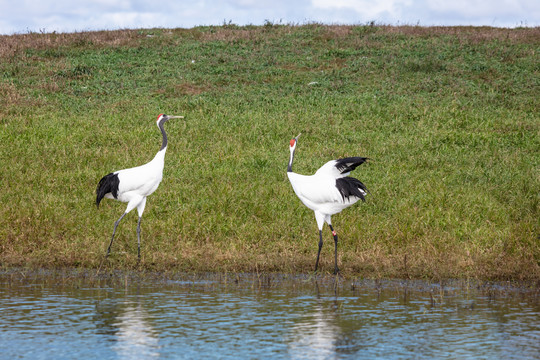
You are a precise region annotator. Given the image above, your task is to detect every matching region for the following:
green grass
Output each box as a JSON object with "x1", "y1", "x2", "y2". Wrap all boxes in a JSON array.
[{"x1": 0, "y1": 24, "x2": 538, "y2": 280}]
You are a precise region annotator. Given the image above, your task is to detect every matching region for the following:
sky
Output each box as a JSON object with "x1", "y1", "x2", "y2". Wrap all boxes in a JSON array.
[{"x1": 0, "y1": 0, "x2": 538, "y2": 35}]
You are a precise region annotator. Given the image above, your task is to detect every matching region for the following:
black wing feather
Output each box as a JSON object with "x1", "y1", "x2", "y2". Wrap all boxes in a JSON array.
[
  {"x1": 335, "y1": 177, "x2": 368, "y2": 202},
  {"x1": 96, "y1": 172, "x2": 119, "y2": 207},
  {"x1": 334, "y1": 157, "x2": 369, "y2": 174}
]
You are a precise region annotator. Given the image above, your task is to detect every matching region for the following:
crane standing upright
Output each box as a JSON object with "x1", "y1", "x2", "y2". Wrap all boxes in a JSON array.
[
  {"x1": 287, "y1": 134, "x2": 369, "y2": 274},
  {"x1": 96, "y1": 113, "x2": 183, "y2": 259}
]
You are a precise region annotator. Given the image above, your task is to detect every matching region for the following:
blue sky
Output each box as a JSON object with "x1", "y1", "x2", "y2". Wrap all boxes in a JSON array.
[{"x1": 1, "y1": 0, "x2": 538, "y2": 35}]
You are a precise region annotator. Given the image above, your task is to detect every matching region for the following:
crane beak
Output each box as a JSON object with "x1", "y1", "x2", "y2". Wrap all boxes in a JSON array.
[
  {"x1": 168, "y1": 115, "x2": 184, "y2": 119},
  {"x1": 295, "y1": 133, "x2": 301, "y2": 139}
]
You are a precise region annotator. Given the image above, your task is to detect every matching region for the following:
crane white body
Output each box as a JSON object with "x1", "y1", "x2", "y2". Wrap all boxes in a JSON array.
[
  {"x1": 287, "y1": 161, "x2": 364, "y2": 227},
  {"x1": 104, "y1": 150, "x2": 166, "y2": 208},
  {"x1": 96, "y1": 114, "x2": 183, "y2": 259},
  {"x1": 287, "y1": 134, "x2": 368, "y2": 273}
]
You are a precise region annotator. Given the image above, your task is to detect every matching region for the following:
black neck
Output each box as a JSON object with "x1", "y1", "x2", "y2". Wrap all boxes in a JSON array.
[
  {"x1": 287, "y1": 148, "x2": 295, "y2": 172},
  {"x1": 159, "y1": 119, "x2": 167, "y2": 150}
]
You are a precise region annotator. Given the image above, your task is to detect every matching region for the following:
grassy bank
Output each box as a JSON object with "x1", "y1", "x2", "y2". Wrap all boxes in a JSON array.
[{"x1": 0, "y1": 24, "x2": 538, "y2": 280}]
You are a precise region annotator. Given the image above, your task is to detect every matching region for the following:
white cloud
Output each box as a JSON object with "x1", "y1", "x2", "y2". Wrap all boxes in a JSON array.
[
  {"x1": 310, "y1": 0, "x2": 539, "y2": 26},
  {"x1": 97, "y1": 12, "x2": 162, "y2": 29},
  {"x1": 408, "y1": 0, "x2": 540, "y2": 26},
  {"x1": 0, "y1": 0, "x2": 538, "y2": 34},
  {"x1": 426, "y1": 0, "x2": 520, "y2": 16},
  {"x1": 312, "y1": 0, "x2": 412, "y2": 19}
]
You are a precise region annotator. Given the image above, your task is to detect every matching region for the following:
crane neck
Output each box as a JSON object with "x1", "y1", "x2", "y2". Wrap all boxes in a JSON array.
[
  {"x1": 159, "y1": 119, "x2": 168, "y2": 151},
  {"x1": 287, "y1": 147, "x2": 295, "y2": 172}
]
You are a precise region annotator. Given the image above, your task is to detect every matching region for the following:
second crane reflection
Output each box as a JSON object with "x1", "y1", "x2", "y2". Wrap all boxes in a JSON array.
[{"x1": 286, "y1": 299, "x2": 342, "y2": 359}]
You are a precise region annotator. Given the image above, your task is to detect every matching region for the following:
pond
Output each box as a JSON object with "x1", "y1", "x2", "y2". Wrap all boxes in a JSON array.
[{"x1": 1, "y1": 270, "x2": 538, "y2": 359}]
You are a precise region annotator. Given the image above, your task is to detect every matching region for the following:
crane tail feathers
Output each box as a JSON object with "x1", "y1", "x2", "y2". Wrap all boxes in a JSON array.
[
  {"x1": 336, "y1": 177, "x2": 368, "y2": 202},
  {"x1": 335, "y1": 157, "x2": 369, "y2": 174},
  {"x1": 96, "y1": 173, "x2": 119, "y2": 208}
]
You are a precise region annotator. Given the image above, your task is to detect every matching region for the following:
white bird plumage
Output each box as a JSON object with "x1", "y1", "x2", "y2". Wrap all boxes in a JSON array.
[
  {"x1": 96, "y1": 113, "x2": 183, "y2": 259},
  {"x1": 287, "y1": 134, "x2": 369, "y2": 274}
]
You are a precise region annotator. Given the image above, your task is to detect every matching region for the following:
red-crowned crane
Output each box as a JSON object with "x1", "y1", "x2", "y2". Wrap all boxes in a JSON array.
[
  {"x1": 287, "y1": 134, "x2": 369, "y2": 274},
  {"x1": 96, "y1": 113, "x2": 183, "y2": 259}
]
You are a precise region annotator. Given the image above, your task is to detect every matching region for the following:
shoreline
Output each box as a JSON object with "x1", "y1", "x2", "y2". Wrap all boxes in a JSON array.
[{"x1": 1, "y1": 266, "x2": 538, "y2": 296}]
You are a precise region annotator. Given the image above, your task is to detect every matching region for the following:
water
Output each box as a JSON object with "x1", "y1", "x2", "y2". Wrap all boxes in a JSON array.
[{"x1": 1, "y1": 271, "x2": 539, "y2": 359}]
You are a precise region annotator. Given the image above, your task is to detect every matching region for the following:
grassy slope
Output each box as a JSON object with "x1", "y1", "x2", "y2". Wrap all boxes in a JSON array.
[{"x1": 0, "y1": 24, "x2": 538, "y2": 280}]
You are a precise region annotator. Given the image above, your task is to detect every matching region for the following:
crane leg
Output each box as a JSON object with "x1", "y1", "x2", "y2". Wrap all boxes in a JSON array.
[
  {"x1": 135, "y1": 198, "x2": 146, "y2": 260},
  {"x1": 329, "y1": 225, "x2": 339, "y2": 274},
  {"x1": 136, "y1": 216, "x2": 142, "y2": 260},
  {"x1": 314, "y1": 230, "x2": 323, "y2": 272},
  {"x1": 106, "y1": 212, "x2": 126, "y2": 257}
]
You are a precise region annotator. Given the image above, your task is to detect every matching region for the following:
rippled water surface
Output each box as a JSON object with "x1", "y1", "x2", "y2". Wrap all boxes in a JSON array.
[{"x1": 1, "y1": 271, "x2": 538, "y2": 359}]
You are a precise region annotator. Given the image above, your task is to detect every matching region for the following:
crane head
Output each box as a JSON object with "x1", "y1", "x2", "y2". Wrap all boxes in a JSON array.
[
  {"x1": 290, "y1": 133, "x2": 301, "y2": 148},
  {"x1": 157, "y1": 114, "x2": 184, "y2": 124}
]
